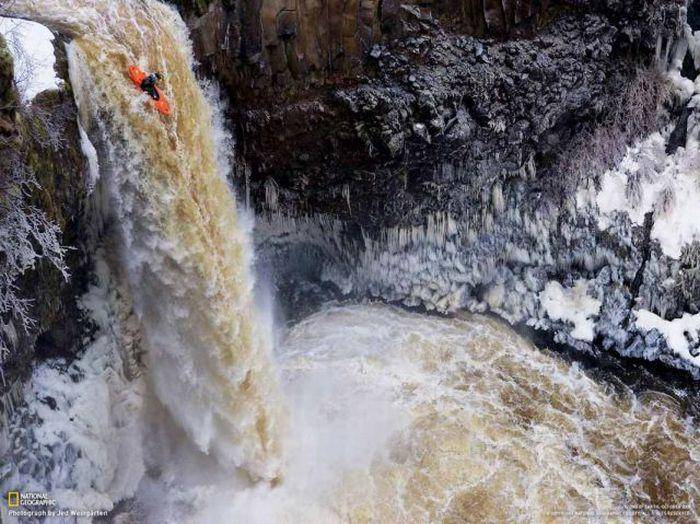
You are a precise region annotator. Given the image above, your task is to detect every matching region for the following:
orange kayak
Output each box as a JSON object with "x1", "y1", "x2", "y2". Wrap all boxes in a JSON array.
[{"x1": 128, "y1": 65, "x2": 171, "y2": 116}]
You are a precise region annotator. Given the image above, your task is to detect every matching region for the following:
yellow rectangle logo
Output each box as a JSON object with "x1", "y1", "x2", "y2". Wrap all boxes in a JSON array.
[{"x1": 7, "y1": 491, "x2": 19, "y2": 508}]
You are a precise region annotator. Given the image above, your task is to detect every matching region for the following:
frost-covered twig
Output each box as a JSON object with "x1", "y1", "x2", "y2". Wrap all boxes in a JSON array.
[{"x1": 0, "y1": 132, "x2": 68, "y2": 385}]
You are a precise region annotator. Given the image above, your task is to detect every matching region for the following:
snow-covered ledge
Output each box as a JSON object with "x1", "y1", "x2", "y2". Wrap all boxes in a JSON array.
[{"x1": 635, "y1": 310, "x2": 700, "y2": 365}]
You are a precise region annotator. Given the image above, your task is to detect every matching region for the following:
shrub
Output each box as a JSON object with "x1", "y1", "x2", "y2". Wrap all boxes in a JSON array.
[{"x1": 559, "y1": 67, "x2": 669, "y2": 181}]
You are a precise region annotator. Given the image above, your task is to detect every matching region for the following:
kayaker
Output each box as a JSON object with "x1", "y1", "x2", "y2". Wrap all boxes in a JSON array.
[{"x1": 140, "y1": 71, "x2": 163, "y2": 101}]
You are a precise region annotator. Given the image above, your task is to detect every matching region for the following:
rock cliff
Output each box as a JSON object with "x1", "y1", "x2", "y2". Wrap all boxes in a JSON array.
[{"x1": 176, "y1": 0, "x2": 700, "y2": 377}]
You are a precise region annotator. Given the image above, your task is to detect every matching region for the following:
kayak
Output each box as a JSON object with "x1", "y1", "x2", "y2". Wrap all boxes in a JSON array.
[{"x1": 128, "y1": 65, "x2": 171, "y2": 116}]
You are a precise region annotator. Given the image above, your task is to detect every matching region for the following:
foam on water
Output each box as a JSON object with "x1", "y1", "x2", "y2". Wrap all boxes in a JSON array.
[{"x1": 153, "y1": 303, "x2": 699, "y2": 523}]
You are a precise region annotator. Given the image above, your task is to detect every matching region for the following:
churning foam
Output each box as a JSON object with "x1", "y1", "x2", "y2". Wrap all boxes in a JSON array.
[
  {"x1": 4, "y1": 0, "x2": 283, "y2": 480},
  {"x1": 156, "y1": 303, "x2": 698, "y2": 523}
]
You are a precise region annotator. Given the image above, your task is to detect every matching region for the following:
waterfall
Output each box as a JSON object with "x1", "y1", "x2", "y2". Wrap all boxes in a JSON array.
[
  {"x1": 2, "y1": 2, "x2": 699, "y2": 523},
  {"x1": 5, "y1": 0, "x2": 282, "y2": 481}
]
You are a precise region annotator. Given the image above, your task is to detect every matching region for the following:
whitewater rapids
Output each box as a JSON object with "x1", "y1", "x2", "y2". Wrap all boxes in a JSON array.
[{"x1": 137, "y1": 302, "x2": 696, "y2": 523}]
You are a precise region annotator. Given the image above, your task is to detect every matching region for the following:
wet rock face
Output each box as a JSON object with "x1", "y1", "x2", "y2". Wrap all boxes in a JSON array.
[
  {"x1": 173, "y1": 0, "x2": 682, "y2": 237},
  {"x1": 179, "y1": 0, "x2": 544, "y2": 93},
  {"x1": 0, "y1": 34, "x2": 16, "y2": 133},
  {"x1": 20, "y1": 89, "x2": 90, "y2": 360},
  {"x1": 177, "y1": 0, "x2": 677, "y2": 93}
]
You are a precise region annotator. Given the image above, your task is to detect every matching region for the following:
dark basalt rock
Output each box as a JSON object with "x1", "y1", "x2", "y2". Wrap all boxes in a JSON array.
[
  {"x1": 688, "y1": 0, "x2": 700, "y2": 30},
  {"x1": 666, "y1": 104, "x2": 691, "y2": 154},
  {"x1": 169, "y1": 0, "x2": 682, "y2": 231}
]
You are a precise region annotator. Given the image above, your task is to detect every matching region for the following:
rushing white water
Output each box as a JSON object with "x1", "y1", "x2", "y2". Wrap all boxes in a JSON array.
[{"x1": 5, "y1": 297, "x2": 699, "y2": 522}]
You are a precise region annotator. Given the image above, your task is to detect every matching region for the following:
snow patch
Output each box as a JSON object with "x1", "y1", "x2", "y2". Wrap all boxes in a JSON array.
[
  {"x1": 25, "y1": 339, "x2": 144, "y2": 511},
  {"x1": 592, "y1": 125, "x2": 700, "y2": 259},
  {"x1": 539, "y1": 280, "x2": 601, "y2": 342},
  {"x1": 0, "y1": 17, "x2": 62, "y2": 101},
  {"x1": 635, "y1": 309, "x2": 700, "y2": 366}
]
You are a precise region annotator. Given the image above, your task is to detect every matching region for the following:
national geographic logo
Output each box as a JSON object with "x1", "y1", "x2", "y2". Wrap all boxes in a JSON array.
[{"x1": 5, "y1": 491, "x2": 57, "y2": 509}]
